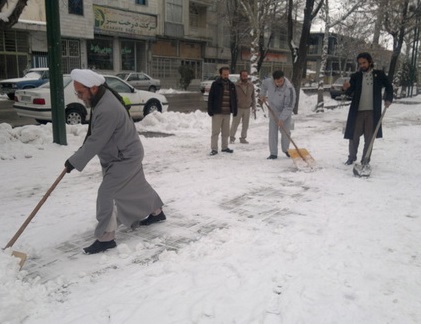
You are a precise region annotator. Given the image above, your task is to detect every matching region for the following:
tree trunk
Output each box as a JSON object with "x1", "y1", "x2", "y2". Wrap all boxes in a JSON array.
[
  {"x1": 0, "y1": 0, "x2": 28, "y2": 30},
  {"x1": 387, "y1": 0, "x2": 409, "y2": 82},
  {"x1": 288, "y1": 0, "x2": 321, "y2": 114}
]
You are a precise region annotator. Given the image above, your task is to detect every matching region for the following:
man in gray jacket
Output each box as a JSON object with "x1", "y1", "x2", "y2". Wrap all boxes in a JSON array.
[
  {"x1": 230, "y1": 70, "x2": 256, "y2": 144},
  {"x1": 260, "y1": 70, "x2": 296, "y2": 159},
  {"x1": 65, "y1": 69, "x2": 165, "y2": 254}
]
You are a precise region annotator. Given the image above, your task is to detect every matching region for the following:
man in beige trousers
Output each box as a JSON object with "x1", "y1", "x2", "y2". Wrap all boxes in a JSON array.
[
  {"x1": 207, "y1": 66, "x2": 238, "y2": 155},
  {"x1": 230, "y1": 70, "x2": 256, "y2": 144}
]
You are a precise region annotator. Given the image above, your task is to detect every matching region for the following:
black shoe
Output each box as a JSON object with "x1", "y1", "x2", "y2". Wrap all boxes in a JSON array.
[
  {"x1": 139, "y1": 211, "x2": 166, "y2": 226},
  {"x1": 344, "y1": 158, "x2": 356, "y2": 165},
  {"x1": 210, "y1": 150, "x2": 218, "y2": 156},
  {"x1": 267, "y1": 155, "x2": 277, "y2": 159},
  {"x1": 221, "y1": 148, "x2": 234, "y2": 153},
  {"x1": 83, "y1": 239, "x2": 117, "y2": 254},
  {"x1": 284, "y1": 151, "x2": 290, "y2": 158}
]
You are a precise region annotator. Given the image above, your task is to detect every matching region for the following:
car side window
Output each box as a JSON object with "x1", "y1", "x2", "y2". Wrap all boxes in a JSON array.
[
  {"x1": 107, "y1": 78, "x2": 130, "y2": 93},
  {"x1": 139, "y1": 74, "x2": 148, "y2": 81},
  {"x1": 128, "y1": 74, "x2": 138, "y2": 81}
]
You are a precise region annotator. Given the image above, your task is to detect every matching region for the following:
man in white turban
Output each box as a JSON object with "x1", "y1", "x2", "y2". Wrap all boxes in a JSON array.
[{"x1": 65, "y1": 69, "x2": 166, "y2": 254}]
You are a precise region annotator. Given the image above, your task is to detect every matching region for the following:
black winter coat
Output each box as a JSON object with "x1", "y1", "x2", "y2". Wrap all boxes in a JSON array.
[
  {"x1": 207, "y1": 78, "x2": 238, "y2": 117},
  {"x1": 344, "y1": 69, "x2": 393, "y2": 139}
]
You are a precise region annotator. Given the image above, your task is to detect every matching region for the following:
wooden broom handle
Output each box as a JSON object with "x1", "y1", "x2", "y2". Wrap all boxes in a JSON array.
[
  {"x1": 264, "y1": 102, "x2": 307, "y2": 162},
  {"x1": 4, "y1": 168, "x2": 67, "y2": 249}
]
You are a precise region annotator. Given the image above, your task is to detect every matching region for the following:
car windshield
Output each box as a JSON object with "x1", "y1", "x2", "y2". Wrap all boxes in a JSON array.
[
  {"x1": 24, "y1": 71, "x2": 43, "y2": 79},
  {"x1": 39, "y1": 76, "x2": 73, "y2": 89},
  {"x1": 105, "y1": 77, "x2": 132, "y2": 93},
  {"x1": 116, "y1": 73, "x2": 129, "y2": 79}
]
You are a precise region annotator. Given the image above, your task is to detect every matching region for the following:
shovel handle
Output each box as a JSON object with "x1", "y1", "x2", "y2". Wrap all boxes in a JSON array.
[
  {"x1": 361, "y1": 105, "x2": 389, "y2": 165},
  {"x1": 4, "y1": 168, "x2": 67, "y2": 249},
  {"x1": 264, "y1": 102, "x2": 307, "y2": 162}
]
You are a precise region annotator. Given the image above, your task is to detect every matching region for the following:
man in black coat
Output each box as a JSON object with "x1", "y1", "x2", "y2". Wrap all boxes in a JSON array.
[
  {"x1": 343, "y1": 52, "x2": 393, "y2": 165},
  {"x1": 207, "y1": 66, "x2": 238, "y2": 156}
]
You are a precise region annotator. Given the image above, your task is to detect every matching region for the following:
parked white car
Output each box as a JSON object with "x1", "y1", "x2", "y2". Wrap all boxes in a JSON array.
[
  {"x1": 199, "y1": 75, "x2": 219, "y2": 94},
  {"x1": 13, "y1": 75, "x2": 169, "y2": 124}
]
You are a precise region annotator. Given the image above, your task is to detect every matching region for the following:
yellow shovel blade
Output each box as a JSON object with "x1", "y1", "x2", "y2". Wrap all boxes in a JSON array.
[
  {"x1": 287, "y1": 148, "x2": 316, "y2": 169},
  {"x1": 11, "y1": 250, "x2": 27, "y2": 270}
]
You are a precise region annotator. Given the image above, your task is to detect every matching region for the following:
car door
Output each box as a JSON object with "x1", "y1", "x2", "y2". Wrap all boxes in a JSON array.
[
  {"x1": 127, "y1": 73, "x2": 140, "y2": 88},
  {"x1": 137, "y1": 73, "x2": 151, "y2": 91}
]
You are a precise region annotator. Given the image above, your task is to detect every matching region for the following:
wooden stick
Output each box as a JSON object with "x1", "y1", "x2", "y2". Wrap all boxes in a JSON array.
[{"x1": 4, "y1": 168, "x2": 67, "y2": 249}]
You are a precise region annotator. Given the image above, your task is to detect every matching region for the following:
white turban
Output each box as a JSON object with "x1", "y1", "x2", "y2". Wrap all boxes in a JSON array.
[{"x1": 70, "y1": 69, "x2": 105, "y2": 87}]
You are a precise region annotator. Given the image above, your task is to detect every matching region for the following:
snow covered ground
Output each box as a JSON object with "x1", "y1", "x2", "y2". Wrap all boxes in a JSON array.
[{"x1": 0, "y1": 92, "x2": 420, "y2": 324}]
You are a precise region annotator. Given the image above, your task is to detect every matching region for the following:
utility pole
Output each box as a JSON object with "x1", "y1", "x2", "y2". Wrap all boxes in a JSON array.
[{"x1": 45, "y1": 1, "x2": 67, "y2": 145}]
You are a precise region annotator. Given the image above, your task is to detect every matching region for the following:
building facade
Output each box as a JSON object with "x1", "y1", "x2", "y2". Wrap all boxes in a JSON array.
[{"x1": 1, "y1": 0, "x2": 295, "y2": 88}]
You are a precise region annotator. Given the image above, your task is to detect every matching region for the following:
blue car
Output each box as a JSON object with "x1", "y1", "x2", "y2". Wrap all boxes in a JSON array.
[{"x1": 0, "y1": 68, "x2": 49, "y2": 100}]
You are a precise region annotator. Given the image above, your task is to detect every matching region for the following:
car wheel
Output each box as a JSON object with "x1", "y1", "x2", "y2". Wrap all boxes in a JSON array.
[
  {"x1": 7, "y1": 93, "x2": 15, "y2": 100},
  {"x1": 144, "y1": 100, "x2": 161, "y2": 116},
  {"x1": 66, "y1": 108, "x2": 85, "y2": 125},
  {"x1": 148, "y1": 86, "x2": 157, "y2": 92},
  {"x1": 35, "y1": 119, "x2": 48, "y2": 124}
]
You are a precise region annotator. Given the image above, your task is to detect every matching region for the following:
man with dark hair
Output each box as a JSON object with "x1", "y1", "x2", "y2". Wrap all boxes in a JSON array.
[
  {"x1": 342, "y1": 52, "x2": 393, "y2": 165},
  {"x1": 230, "y1": 70, "x2": 256, "y2": 144},
  {"x1": 207, "y1": 66, "x2": 238, "y2": 155},
  {"x1": 65, "y1": 69, "x2": 166, "y2": 254},
  {"x1": 260, "y1": 70, "x2": 296, "y2": 159}
]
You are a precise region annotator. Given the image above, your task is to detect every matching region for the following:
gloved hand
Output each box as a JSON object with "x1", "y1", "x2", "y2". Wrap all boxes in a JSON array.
[{"x1": 65, "y1": 159, "x2": 75, "y2": 173}]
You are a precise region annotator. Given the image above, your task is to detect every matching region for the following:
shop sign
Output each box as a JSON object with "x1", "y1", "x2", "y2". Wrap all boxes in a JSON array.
[{"x1": 94, "y1": 5, "x2": 157, "y2": 37}]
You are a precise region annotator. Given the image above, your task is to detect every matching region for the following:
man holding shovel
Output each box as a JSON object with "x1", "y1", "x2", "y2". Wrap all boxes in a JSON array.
[
  {"x1": 343, "y1": 52, "x2": 393, "y2": 166},
  {"x1": 260, "y1": 70, "x2": 296, "y2": 160},
  {"x1": 65, "y1": 69, "x2": 166, "y2": 254}
]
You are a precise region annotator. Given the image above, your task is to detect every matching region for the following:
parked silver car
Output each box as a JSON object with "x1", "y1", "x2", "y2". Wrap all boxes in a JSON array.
[{"x1": 116, "y1": 72, "x2": 161, "y2": 92}]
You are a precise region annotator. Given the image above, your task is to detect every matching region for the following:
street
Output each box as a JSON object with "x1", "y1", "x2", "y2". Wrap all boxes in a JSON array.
[{"x1": 0, "y1": 92, "x2": 207, "y2": 128}]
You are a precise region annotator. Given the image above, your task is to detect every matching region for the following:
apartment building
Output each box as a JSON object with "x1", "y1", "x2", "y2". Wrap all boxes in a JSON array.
[{"x1": 0, "y1": 0, "x2": 294, "y2": 88}]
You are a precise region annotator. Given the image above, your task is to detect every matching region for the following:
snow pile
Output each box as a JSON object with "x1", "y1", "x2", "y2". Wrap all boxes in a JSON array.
[{"x1": 0, "y1": 93, "x2": 421, "y2": 323}]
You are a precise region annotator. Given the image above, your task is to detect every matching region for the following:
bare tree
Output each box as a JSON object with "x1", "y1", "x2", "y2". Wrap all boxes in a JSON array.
[
  {"x1": 287, "y1": 0, "x2": 323, "y2": 114},
  {"x1": 218, "y1": 0, "x2": 252, "y2": 73},
  {"x1": 383, "y1": 0, "x2": 421, "y2": 82},
  {"x1": 238, "y1": 0, "x2": 283, "y2": 79},
  {"x1": 314, "y1": 0, "x2": 367, "y2": 112},
  {"x1": 0, "y1": 0, "x2": 28, "y2": 30}
]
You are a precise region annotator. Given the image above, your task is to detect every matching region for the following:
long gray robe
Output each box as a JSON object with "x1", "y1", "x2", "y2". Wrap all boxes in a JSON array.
[{"x1": 69, "y1": 89, "x2": 163, "y2": 238}]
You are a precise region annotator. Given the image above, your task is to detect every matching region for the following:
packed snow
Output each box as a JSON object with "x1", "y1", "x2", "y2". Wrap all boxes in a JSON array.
[{"x1": 0, "y1": 91, "x2": 420, "y2": 324}]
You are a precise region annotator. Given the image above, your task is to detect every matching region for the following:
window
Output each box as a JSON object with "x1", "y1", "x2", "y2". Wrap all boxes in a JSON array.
[
  {"x1": 69, "y1": 0, "x2": 83, "y2": 16},
  {"x1": 62, "y1": 39, "x2": 81, "y2": 73},
  {"x1": 121, "y1": 41, "x2": 135, "y2": 71},
  {"x1": 135, "y1": 0, "x2": 147, "y2": 4},
  {"x1": 87, "y1": 38, "x2": 113, "y2": 70},
  {"x1": 166, "y1": 0, "x2": 183, "y2": 23}
]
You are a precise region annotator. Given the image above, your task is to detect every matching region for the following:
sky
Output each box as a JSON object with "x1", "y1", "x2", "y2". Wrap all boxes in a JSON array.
[{"x1": 0, "y1": 91, "x2": 420, "y2": 324}]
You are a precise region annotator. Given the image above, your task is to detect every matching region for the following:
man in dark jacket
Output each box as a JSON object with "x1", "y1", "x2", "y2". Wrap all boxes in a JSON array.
[
  {"x1": 207, "y1": 66, "x2": 238, "y2": 156},
  {"x1": 343, "y1": 52, "x2": 393, "y2": 165}
]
